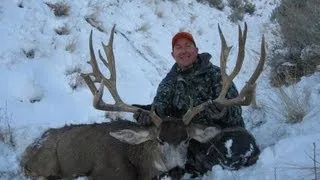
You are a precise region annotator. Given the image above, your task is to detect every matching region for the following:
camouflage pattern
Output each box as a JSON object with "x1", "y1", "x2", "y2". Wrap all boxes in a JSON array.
[
  {"x1": 151, "y1": 53, "x2": 259, "y2": 176},
  {"x1": 152, "y1": 53, "x2": 245, "y2": 129}
]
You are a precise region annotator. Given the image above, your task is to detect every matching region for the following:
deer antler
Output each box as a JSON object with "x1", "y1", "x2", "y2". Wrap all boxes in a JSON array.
[
  {"x1": 183, "y1": 23, "x2": 266, "y2": 125},
  {"x1": 81, "y1": 25, "x2": 162, "y2": 127}
]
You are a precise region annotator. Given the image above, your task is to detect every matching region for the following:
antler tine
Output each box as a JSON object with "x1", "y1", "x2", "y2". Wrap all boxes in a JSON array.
[
  {"x1": 233, "y1": 34, "x2": 266, "y2": 106},
  {"x1": 217, "y1": 24, "x2": 232, "y2": 79},
  {"x1": 216, "y1": 23, "x2": 266, "y2": 106},
  {"x1": 81, "y1": 28, "x2": 114, "y2": 94},
  {"x1": 93, "y1": 80, "x2": 134, "y2": 112},
  {"x1": 230, "y1": 23, "x2": 247, "y2": 80},
  {"x1": 182, "y1": 23, "x2": 266, "y2": 124},
  {"x1": 217, "y1": 23, "x2": 247, "y2": 101},
  {"x1": 98, "y1": 25, "x2": 123, "y2": 104},
  {"x1": 80, "y1": 30, "x2": 102, "y2": 95},
  {"x1": 149, "y1": 107, "x2": 164, "y2": 127},
  {"x1": 215, "y1": 23, "x2": 265, "y2": 106},
  {"x1": 83, "y1": 25, "x2": 131, "y2": 111},
  {"x1": 82, "y1": 26, "x2": 163, "y2": 127}
]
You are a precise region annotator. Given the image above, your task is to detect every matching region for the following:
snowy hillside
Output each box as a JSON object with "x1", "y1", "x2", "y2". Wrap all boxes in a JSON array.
[{"x1": 0, "y1": 0, "x2": 319, "y2": 179}]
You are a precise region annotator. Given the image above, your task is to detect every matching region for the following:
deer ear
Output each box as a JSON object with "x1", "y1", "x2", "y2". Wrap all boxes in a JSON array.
[
  {"x1": 189, "y1": 126, "x2": 221, "y2": 143},
  {"x1": 109, "y1": 129, "x2": 152, "y2": 145}
]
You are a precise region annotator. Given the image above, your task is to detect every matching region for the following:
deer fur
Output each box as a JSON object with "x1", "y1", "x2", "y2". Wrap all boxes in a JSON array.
[{"x1": 21, "y1": 119, "x2": 220, "y2": 180}]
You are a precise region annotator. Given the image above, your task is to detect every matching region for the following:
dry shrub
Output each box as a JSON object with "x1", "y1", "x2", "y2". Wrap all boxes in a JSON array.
[
  {"x1": 65, "y1": 39, "x2": 77, "y2": 53},
  {"x1": 270, "y1": 62, "x2": 304, "y2": 87},
  {"x1": 244, "y1": 2, "x2": 256, "y2": 15},
  {"x1": 84, "y1": 14, "x2": 105, "y2": 32},
  {"x1": 228, "y1": 0, "x2": 243, "y2": 8},
  {"x1": 276, "y1": 143, "x2": 320, "y2": 179},
  {"x1": 45, "y1": 1, "x2": 70, "y2": 17},
  {"x1": 269, "y1": 54, "x2": 319, "y2": 87},
  {"x1": 275, "y1": 85, "x2": 310, "y2": 123},
  {"x1": 0, "y1": 103, "x2": 15, "y2": 147},
  {"x1": 227, "y1": 0, "x2": 256, "y2": 22},
  {"x1": 22, "y1": 48, "x2": 35, "y2": 59},
  {"x1": 272, "y1": 0, "x2": 320, "y2": 49},
  {"x1": 196, "y1": 0, "x2": 225, "y2": 10},
  {"x1": 54, "y1": 25, "x2": 70, "y2": 35},
  {"x1": 65, "y1": 66, "x2": 85, "y2": 90},
  {"x1": 228, "y1": 7, "x2": 245, "y2": 22},
  {"x1": 269, "y1": 0, "x2": 320, "y2": 87},
  {"x1": 136, "y1": 23, "x2": 151, "y2": 33}
]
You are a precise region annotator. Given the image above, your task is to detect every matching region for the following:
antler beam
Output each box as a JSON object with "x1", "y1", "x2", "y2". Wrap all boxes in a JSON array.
[{"x1": 81, "y1": 25, "x2": 163, "y2": 127}]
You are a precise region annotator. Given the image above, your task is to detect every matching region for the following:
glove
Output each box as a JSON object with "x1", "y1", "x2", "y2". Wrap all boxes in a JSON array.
[
  {"x1": 133, "y1": 109, "x2": 152, "y2": 126},
  {"x1": 132, "y1": 104, "x2": 153, "y2": 126},
  {"x1": 207, "y1": 102, "x2": 227, "y2": 119}
]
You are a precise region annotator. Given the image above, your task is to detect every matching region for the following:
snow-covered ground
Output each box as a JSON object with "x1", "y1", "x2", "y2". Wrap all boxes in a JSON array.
[{"x1": 0, "y1": 0, "x2": 319, "y2": 179}]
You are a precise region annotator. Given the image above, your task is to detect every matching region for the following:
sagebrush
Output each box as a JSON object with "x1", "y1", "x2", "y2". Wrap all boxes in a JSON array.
[
  {"x1": 269, "y1": 0, "x2": 320, "y2": 86},
  {"x1": 275, "y1": 85, "x2": 310, "y2": 123},
  {"x1": 45, "y1": 1, "x2": 70, "y2": 17},
  {"x1": 272, "y1": 0, "x2": 320, "y2": 49}
]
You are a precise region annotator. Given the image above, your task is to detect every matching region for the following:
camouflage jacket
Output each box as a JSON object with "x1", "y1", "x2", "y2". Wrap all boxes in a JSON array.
[{"x1": 152, "y1": 53, "x2": 244, "y2": 129}]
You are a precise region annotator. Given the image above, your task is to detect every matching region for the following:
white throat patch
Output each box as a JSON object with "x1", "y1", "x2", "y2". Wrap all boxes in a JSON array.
[{"x1": 158, "y1": 142, "x2": 188, "y2": 170}]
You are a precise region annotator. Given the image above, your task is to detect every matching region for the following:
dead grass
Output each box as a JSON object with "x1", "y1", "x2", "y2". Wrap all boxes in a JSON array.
[
  {"x1": 65, "y1": 66, "x2": 86, "y2": 90},
  {"x1": 135, "y1": 23, "x2": 150, "y2": 33},
  {"x1": 261, "y1": 79, "x2": 311, "y2": 124},
  {"x1": 54, "y1": 25, "x2": 70, "y2": 35},
  {"x1": 276, "y1": 86, "x2": 310, "y2": 123},
  {"x1": 65, "y1": 39, "x2": 77, "y2": 53},
  {"x1": 84, "y1": 14, "x2": 105, "y2": 32},
  {"x1": 0, "y1": 102, "x2": 15, "y2": 148},
  {"x1": 275, "y1": 143, "x2": 319, "y2": 180},
  {"x1": 265, "y1": 83, "x2": 311, "y2": 124},
  {"x1": 45, "y1": 1, "x2": 70, "y2": 17}
]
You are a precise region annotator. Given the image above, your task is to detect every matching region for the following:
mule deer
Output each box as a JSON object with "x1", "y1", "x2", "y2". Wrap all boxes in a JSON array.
[{"x1": 21, "y1": 23, "x2": 265, "y2": 180}]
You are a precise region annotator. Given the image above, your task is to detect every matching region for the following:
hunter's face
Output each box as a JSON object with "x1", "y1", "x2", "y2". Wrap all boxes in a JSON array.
[{"x1": 172, "y1": 38, "x2": 198, "y2": 70}]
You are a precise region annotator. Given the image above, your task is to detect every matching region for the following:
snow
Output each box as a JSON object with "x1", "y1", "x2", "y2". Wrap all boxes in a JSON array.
[{"x1": 0, "y1": 0, "x2": 319, "y2": 179}]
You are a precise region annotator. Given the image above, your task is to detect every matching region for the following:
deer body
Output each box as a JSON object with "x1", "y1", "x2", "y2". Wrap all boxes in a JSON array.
[
  {"x1": 21, "y1": 119, "x2": 220, "y2": 180},
  {"x1": 21, "y1": 120, "x2": 193, "y2": 179},
  {"x1": 56, "y1": 121, "x2": 162, "y2": 179}
]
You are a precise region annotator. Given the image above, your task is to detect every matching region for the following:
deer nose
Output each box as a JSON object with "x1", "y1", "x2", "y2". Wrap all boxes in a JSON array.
[{"x1": 168, "y1": 166, "x2": 185, "y2": 180}]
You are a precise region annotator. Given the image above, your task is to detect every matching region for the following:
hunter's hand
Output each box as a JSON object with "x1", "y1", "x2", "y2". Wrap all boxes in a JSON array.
[
  {"x1": 133, "y1": 109, "x2": 153, "y2": 126},
  {"x1": 207, "y1": 102, "x2": 227, "y2": 119}
]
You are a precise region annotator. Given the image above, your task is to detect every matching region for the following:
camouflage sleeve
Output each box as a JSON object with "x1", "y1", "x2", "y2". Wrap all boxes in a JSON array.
[
  {"x1": 211, "y1": 68, "x2": 245, "y2": 128},
  {"x1": 152, "y1": 72, "x2": 176, "y2": 117}
]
